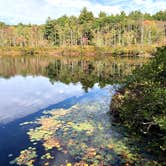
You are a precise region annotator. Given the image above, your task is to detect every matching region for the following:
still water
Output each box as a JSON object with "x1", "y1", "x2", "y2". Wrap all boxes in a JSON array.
[{"x1": 0, "y1": 55, "x2": 147, "y2": 165}]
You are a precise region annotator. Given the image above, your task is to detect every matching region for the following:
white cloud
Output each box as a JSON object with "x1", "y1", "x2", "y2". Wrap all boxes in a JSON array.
[
  {"x1": 45, "y1": 0, "x2": 121, "y2": 16},
  {"x1": 0, "y1": 0, "x2": 122, "y2": 24},
  {"x1": 0, "y1": 0, "x2": 48, "y2": 24},
  {"x1": 134, "y1": 0, "x2": 147, "y2": 5},
  {"x1": 132, "y1": 0, "x2": 166, "y2": 13},
  {"x1": 0, "y1": 0, "x2": 165, "y2": 24},
  {"x1": 45, "y1": 0, "x2": 91, "y2": 8}
]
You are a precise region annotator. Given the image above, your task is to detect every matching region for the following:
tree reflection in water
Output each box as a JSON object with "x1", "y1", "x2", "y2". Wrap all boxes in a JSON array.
[{"x1": 0, "y1": 55, "x2": 147, "y2": 91}]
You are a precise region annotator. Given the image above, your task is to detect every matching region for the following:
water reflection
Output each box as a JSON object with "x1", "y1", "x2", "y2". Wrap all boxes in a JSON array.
[
  {"x1": 0, "y1": 56, "x2": 146, "y2": 91},
  {"x1": 0, "y1": 76, "x2": 85, "y2": 124},
  {"x1": 0, "y1": 55, "x2": 148, "y2": 166},
  {"x1": 0, "y1": 56, "x2": 147, "y2": 124}
]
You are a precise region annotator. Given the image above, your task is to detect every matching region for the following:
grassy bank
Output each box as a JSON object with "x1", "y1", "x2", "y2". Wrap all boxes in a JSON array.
[
  {"x1": 0, "y1": 44, "x2": 162, "y2": 57},
  {"x1": 110, "y1": 46, "x2": 166, "y2": 164}
]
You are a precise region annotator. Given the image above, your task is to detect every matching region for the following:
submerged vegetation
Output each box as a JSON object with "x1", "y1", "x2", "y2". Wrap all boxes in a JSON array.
[
  {"x1": 10, "y1": 87, "x2": 162, "y2": 166},
  {"x1": 111, "y1": 46, "x2": 166, "y2": 163},
  {"x1": 0, "y1": 9, "x2": 166, "y2": 56}
]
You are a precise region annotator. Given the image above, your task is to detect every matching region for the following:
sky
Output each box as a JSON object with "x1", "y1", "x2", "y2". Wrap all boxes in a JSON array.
[{"x1": 0, "y1": 0, "x2": 166, "y2": 24}]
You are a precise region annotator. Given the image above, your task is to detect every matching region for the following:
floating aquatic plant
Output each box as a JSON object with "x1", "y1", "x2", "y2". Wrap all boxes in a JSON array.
[
  {"x1": 68, "y1": 121, "x2": 94, "y2": 134},
  {"x1": 11, "y1": 147, "x2": 37, "y2": 166},
  {"x1": 20, "y1": 121, "x2": 36, "y2": 126},
  {"x1": 41, "y1": 153, "x2": 54, "y2": 160},
  {"x1": 12, "y1": 91, "x2": 158, "y2": 165},
  {"x1": 43, "y1": 137, "x2": 61, "y2": 150},
  {"x1": 28, "y1": 127, "x2": 52, "y2": 142}
]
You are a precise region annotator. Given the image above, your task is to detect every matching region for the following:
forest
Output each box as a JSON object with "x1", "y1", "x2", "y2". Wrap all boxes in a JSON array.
[{"x1": 0, "y1": 8, "x2": 166, "y2": 50}]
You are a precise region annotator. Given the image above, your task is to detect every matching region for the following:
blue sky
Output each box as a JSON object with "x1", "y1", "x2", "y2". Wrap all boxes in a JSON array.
[{"x1": 0, "y1": 0, "x2": 166, "y2": 24}]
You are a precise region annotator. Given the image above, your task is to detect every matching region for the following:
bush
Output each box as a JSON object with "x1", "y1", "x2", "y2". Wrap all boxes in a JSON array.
[{"x1": 111, "y1": 46, "x2": 166, "y2": 161}]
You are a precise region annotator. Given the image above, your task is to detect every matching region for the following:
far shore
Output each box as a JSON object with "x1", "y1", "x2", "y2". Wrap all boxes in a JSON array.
[{"x1": 0, "y1": 44, "x2": 164, "y2": 57}]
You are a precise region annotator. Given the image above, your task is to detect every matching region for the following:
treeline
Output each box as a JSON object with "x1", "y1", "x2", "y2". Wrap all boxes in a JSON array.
[{"x1": 0, "y1": 9, "x2": 166, "y2": 48}]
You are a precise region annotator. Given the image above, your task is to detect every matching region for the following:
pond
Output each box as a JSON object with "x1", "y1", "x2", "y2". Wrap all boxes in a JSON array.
[{"x1": 0, "y1": 55, "x2": 149, "y2": 166}]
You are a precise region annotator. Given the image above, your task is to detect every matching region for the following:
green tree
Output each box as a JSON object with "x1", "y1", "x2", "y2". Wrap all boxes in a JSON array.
[
  {"x1": 128, "y1": 10, "x2": 143, "y2": 20},
  {"x1": 44, "y1": 17, "x2": 59, "y2": 45},
  {"x1": 98, "y1": 11, "x2": 107, "y2": 18},
  {"x1": 153, "y1": 10, "x2": 166, "y2": 21},
  {"x1": 79, "y1": 7, "x2": 94, "y2": 24}
]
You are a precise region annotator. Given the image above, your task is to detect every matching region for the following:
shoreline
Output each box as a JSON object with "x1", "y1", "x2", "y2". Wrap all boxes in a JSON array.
[{"x1": 0, "y1": 45, "x2": 163, "y2": 57}]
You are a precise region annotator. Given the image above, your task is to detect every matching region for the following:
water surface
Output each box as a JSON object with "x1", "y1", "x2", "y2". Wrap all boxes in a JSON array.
[{"x1": 0, "y1": 55, "x2": 147, "y2": 165}]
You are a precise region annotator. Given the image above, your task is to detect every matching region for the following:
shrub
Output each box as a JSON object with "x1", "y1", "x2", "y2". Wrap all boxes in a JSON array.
[{"x1": 111, "y1": 46, "x2": 166, "y2": 161}]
